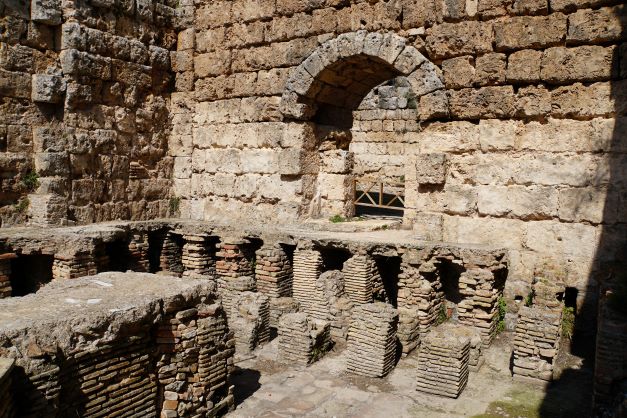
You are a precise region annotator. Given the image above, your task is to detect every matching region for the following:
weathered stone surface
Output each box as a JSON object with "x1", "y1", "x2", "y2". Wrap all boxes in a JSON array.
[
  {"x1": 507, "y1": 49, "x2": 542, "y2": 83},
  {"x1": 494, "y1": 14, "x2": 566, "y2": 51},
  {"x1": 442, "y1": 56, "x2": 474, "y2": 88},
  {"x1": 567, "y1": 6, "x2": 626, "y2": 44},
  {"x1": 449, "y1": 86, "x2": 515, "y2": 119},
  {"x1": 425, "y1": 21, "x2": 493, "y2": 60},
  {"x1": 540, "y1": 46, "x2": 617, "y2": 84},
  {"x1": 31, "y1": 74, "x2": 65, "y2": 103},
  {"x1": 415, "y1": 153, "x2": 448, "y2": 184}
]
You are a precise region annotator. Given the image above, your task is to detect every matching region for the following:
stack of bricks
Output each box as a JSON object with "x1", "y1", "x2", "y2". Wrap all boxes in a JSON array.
[
  {"x1": 0, "y1": 254, "x2": 15, "y2": 298},
  {"x1": 255, "y1": 243, "x2": 292, "y2": 298},
  {"x1": 0, "y1": 358, "x2": 14, "y2": 418},
  {"x1": 512, "y1": 278, "x2": 564, "y2": 382},
  {"x1": 346, "y1": 303, "x2": 399, "y2": 377},
  {"x1": 269, "y1": 297, "x2": 299, "y2": 328},
  {"x1": 292, "y1": 248, "x2": 323, "y2": 315},
  {"x1": 457, "y1": 268, "x2": 500, "y2": 347},
  {"x1": 278, "y1": 313, "x2": 331, "y2": 367},
  {"x1": 397, "y1": 255, "x2": 443, "y2": 354},
  {"x1": 181, "y1": 233, "x2": 215, "y2": 277},
  {"x1": 230, "y1": 292, "x2": 271, "y2": 356},
  {"x1": 156, "y1": 304, "x2": 235, "y2": 417},
  {"x1": 216, "y1": 238, "x2": 255, "y2": 316},
  {"x1": 60, "y1": 336, "x2": 155, "y2": 416},
  {"x1": 342, "y1": 254, "x2": 380, "y2": 304},
  {"x1": 160, "y1": 232, "x2": 184, "y2": 275},
  {"x1": 416, "y1": 327, "x2": 470, "y2": 398},
  {"x1": 52, "y1": 252, "x2": 97, "y2": 280},
  {"x1": 128, "y1": 232, "x2": 150, "y2": 272}
]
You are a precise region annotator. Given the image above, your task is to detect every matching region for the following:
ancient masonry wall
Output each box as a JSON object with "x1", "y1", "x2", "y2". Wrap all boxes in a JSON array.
[
  {"x1": 0, "y1": 273, "x2": 234, "y2": 417},
  {"x1": 0, "y1": 254, "x2": 14, "y2": 298},
  {"x1": 0, "y1": 358, "x2": 14, "y2": 418},
  {"x1": 0, "y1": 0, "x2": 180, "y2": 227},
  {"x1": 169, "y1": 0, "x2": 627, "y2": 308}
]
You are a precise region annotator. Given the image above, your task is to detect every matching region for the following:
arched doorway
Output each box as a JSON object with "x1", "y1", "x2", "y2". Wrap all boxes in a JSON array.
[{"x1": 280, "y1": 31, "x2": 444, "y2": 220}]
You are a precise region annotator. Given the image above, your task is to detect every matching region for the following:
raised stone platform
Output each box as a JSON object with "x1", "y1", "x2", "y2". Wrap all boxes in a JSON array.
[{"x1": 0, "y1": 272, "x2": 235, "y2": 417}]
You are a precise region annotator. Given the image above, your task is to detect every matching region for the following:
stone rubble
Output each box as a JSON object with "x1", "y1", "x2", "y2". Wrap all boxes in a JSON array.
[
  {"x1": 346, "y1": 303, "x2": 399, "y2": 377},
  {"x1": 128, "y1": 232, "x2": 150, "y2": 272},
  {"x1": 229, "y1": 291, "x2": 271, "y2": 356},
  {"x1": 268, "y1": 297, "x2": 300, "y2": 329},
  {"x1": 52, "y1": 252, "x2": 97, "y2": 280},
  {"x1": 278, "y1": 313, "x2": 331, "y2": 367}
]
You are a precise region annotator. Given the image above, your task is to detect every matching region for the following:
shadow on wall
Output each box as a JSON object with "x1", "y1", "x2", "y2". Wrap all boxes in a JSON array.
[{"x1": 540, "y1": 5, "x2": 626, "y2": 417}]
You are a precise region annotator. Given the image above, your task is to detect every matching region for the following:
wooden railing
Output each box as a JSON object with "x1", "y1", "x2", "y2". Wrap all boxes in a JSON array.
[{"x1": 353, "y1": 178, "x2": 405, "y2": 213}]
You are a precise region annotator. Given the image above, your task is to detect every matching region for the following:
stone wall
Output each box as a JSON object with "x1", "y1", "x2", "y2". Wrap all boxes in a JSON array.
[
  {"x1": 0, "y1": 0, "x2": 179, "y2": 227},
  {"x1": 169, "y1": 0, "x2": 626, "y2": 309},
  {"x1": 0, "y1": 358, "x2": 14, "y2": 418}
]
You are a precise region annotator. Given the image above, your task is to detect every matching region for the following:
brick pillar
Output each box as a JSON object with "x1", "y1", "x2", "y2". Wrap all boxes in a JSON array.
[
  {"x1": 128, "y1": 232, "x2": 149, "y2": 272},
  {"x1": 52, "y1": 252, "x2": 97, "y2": 280},
  {"x1": 0, "y1": 254, "x2": 16, "y2": 298},
  {"x1": 342, "y1": 253, "x2": 381, "y2": 304},
  {"x1": 457, "y1": 268, "x2": 500, "y2": 347},
  {"x1": 255, "y1": 243, "x2": 292, "y2": 298},
  {"x1": 159, "y1": 231, "x2": 184, "y2": 275},
  {"x1": 216, "y1": 237, "x2": 255, "y2": 316},
  {"x1": 181, "y1": 233, "x2": 215, "y2": 277}
]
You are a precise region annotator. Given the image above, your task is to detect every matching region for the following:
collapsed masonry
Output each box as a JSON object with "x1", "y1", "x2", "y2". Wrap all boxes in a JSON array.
[{"x1": 0, "y1": 272, "x2": 235, "y2": 417}]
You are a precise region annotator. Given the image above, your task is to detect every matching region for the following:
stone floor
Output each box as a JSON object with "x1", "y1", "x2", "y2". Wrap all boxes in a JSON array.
[{"x1": 227, "y1": 332, "x2": 593, "y2": 418}]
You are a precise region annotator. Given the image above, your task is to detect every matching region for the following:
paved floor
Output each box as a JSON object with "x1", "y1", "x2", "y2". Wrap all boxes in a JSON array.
[{"x1": 226, "y1": 334, "x2": 548, "y2": 418}]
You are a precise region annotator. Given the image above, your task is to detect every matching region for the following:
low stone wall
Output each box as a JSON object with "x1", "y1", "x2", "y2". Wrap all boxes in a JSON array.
[
  {"x1": 0, "y1": 272, "x2": 234, "y2": 417},
  {"x1": 0, "y1": 358, "x2": 14, "y2": 418}
]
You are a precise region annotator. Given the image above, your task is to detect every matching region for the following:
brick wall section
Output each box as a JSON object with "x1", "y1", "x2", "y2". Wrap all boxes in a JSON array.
[{"x1": 0, "y1": 254, "x2": 15, "y2": 298}]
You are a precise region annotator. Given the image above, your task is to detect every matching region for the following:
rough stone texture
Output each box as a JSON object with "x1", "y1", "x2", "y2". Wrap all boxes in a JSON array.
[
  {"x1": 346, "y1": 303, "x2": 399, "y2": 378},
  {"x1": 416, "y1": 325, "x2": 470, "y2": 398},
  {"x1": 255, "y1": 243, "x2": 292, "y2": 298},
  {"x1": 0, "y1": 357, "x2": 14, "y2": 418},
  {"x1": 230, "y1": 291, "x2": 270, "y2": 356},
  {"x1": 0, "y1": 254, "x2": 15, "y2": 298},
  {"x1": 0, "y1": 272, "x2": 234, "y2": 417},
  {"x1": 342, "y1": 253, "x2": 381, "y2": 304},
  {"x1": 278, "y1": 313, "x2": 331, "y2": 367}
]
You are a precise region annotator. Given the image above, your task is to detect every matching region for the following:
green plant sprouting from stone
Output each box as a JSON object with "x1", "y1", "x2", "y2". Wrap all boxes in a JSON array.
[
  {"x1": 169, "y1": 196, "x2": 181, "y2": 215},
  {"x1": 14, "y1": 198, "x2": 29, "y2": 214},
  {"x1": 22, "y1": 171, "x2": 39, "y2": 192},
  {"x1": 561, "y1": 306, "x2": 575, "y2": 340},
  {"x1": 496, "y1": 296, "x2": 507, "y2": 334},
  {"x1": 329, "y1": 214, "x2": 345, "y2": 223},
  {"x1": 524, "y1": 289, "x2": 535, "y2": 307},
  {"x1": 435, "y1": 303, "x2": 448, "y2": 326}
]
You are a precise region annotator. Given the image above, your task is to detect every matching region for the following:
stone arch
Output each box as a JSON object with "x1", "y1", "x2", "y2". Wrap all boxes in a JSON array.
[{"x1": 280, "y1": 30, "x2": 445, "y2": 126}]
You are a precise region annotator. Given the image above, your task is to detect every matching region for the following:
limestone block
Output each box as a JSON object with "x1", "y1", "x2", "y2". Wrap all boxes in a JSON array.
[
  {"x1": 419, "y1": 90, "x2": 449, "y2": 120},
  {"x1": 393, "y1": 46, "x2": 427, "y2": 74},
  {"x1": 549, "y1": 0, "x2": 607, "y2": 12},
  {"x1": 550, "y1": 82, "x2": 616, "y2": 119},
  {"x1": 414, "y1": 120, "x2": 480, "y2": 153},
  {"x1": 507, "y1": 49, "x2": 542, "y2": 83},
  {"x1": 321, "y1": 150, "x2": 353, "y2": 174},
  {"x1": 407, "y1": 61, "x2": 444, "y2": 97},
  {"x1": 0, "y1": 69, "x2": 31, "y2": 99},
  {"x1": 567, "y1": 6, "x2": 625, "y2": 43},
  {"x1": 477, "y1": 185, "x2": 558, "y2": 218},
  {"x1": 31, "y1": 0, "x2": 61, "y2": 25},
  {"x1": 239, "y1": 149, "x2": 278, "y2": 174},
  {"x1": 515, "y1": 86, "x2": 551, "y2": 118},
  {"x1": 510, "y1": 0, "x2": 547, "y2": 15},
  {"x1": 475, "y1": 53, "x2": 506, "y2": 86},
  {"x1": 448, "y1": 86, "x2": 515, "y2": 119},
  {"x1": 557, "y1": 187, "x2": 608, "y2": 224},
  {"x1": 0, "y1": 44, "x2": 34, "y2": 72},
  {"x1": 426, "y1": 21, "x2": 493, "y2": 60},
  {"x1": 477, "y1": 0, "x2": 509, "y2": 17},
  {"x1": 478, "y1": 119, "x2": 518, "y2": 152},
  {"x1": 27, "y1": 193, "x2": 67, "y2": 225},
  {"x1": 443, "y1": 215, "x2": 526, "y2": 248},
  {"x1": 318, "y1": 173, "x2": 351, "y2": 201},
  {"x1": 150, "y1": 46, "x2": 170, "y2": 70},
  {"x1": 60, "y1": 49, "x2": 112, "y2": 80},
  {"x1": 173, "y1": 157, "x2": 192, "y2": 179},
  {"x1": 279, "y1": 149, "x2": 304, "y2": 175},
  {"x1": 31, "y1": 74, "x2": 65, "y2": 103},
  {"x1": 540, "y1": 46, "x2": 616, "y2": 84},
  {"x1": 412, "y1": 212, "x2": 444, "y2": 241},
  {"x1": 415, "y1": 153, "x2": 448, "y2": 184},
  {"x1": 494, "y1": 14, "x2": 566, "y2": 51},
  {"x1": 34, "y1": 152, "x2": 69, "y2": 176},
  {"x1": 442, "y1": 56, "x2": 474, "y2": 89}
]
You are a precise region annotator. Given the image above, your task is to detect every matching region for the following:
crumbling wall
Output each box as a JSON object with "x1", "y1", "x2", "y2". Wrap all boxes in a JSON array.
[
  {"x1": 169, "y1": 0, "x2": 626, "y2": 305},
  {"x1": 0, "y1": 358, "x2": 14, "y2": 418},
  {"x1": 0, "y1": 0, "x2": 179, "y2": 227},
  {"x1": 0, "y1": 272, "x2": 234, "y2": 417}
]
